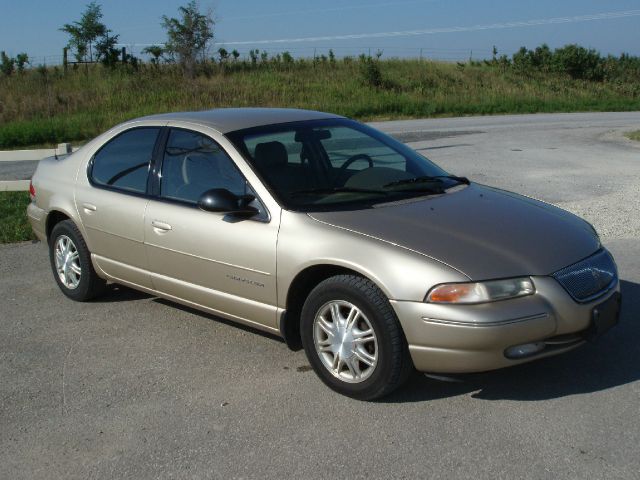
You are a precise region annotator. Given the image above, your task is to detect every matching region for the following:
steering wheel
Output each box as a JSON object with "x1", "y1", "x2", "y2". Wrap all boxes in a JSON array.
[{"x1": 339, "y1": 154, "x2": 374, "y2": 171}]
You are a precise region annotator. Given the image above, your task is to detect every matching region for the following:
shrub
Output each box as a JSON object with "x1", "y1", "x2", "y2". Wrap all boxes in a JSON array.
[
  {"x1": 359, "y1": 56, "x2": 384, "y2": 88},
  {"x1": 511, "y1": 44, "x2": 605, "y2": 81},
  {"x1": 553, "y1": 44, "x2": 604, "y2": 81},
  {"x1": 282, "y1": 51, "x2": 293, "y2": 65}
]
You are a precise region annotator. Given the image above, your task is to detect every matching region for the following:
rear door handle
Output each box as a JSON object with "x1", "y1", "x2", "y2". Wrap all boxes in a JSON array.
[
  {"x1": 151, "y1": 220, "x2": 172, "y2": 232},
  {"x1": 82, "y1": 203, "x2": 97, "y2": 213}
]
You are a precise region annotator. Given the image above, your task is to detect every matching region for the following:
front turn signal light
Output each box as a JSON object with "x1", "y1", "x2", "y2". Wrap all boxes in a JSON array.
[{"x1": 426, "y1": 278, "x2": 535, "y2": 304}]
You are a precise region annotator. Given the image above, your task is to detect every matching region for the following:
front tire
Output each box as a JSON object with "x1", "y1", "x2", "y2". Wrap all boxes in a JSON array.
[
  {"x1": 301, "y1": 275, "x2": 413, "y2": 400},
  {"x1": 49, "y1": 220, "x2": 106, "y2": 301}
]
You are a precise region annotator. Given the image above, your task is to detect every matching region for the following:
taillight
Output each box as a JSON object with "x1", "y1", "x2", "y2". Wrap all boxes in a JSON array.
[{"x1": 29, "y1": 180, "x2": 36, "y2": 200}]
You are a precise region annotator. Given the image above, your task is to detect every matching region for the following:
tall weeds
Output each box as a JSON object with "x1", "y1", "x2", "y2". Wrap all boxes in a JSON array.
[{"x1": 0, "y1": 56, "x2": 638, "y2": 148}]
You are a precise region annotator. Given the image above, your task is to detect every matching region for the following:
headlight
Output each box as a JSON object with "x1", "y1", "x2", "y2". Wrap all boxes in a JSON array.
[{"x1": 426, "y1": 277, "x2": 535, "y2": 304}]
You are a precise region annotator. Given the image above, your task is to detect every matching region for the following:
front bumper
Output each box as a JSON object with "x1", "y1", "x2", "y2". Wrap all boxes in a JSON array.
[{"x1": 391, "y1": 276, "x2": 620, "y2": 374}]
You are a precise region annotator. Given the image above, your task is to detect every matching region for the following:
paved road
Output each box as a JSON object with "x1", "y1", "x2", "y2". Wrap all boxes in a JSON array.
[
  {"x1": 2, "y1": 112, "x2": 640, "y2": 479},
  {"x1": 0, "y1": 160, "x2": 39, "y2": 181}
]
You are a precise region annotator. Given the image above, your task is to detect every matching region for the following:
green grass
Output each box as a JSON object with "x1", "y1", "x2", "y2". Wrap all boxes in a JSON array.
[
  {"x1": 0, "y1": 192, "x2": 36, "y2": 244},
  {"x1": 1, "y1": 59, "x2": 640, "y2": 148},
  {"x1": 625, "y1": 130, "x2": 640, "y2": 141}
]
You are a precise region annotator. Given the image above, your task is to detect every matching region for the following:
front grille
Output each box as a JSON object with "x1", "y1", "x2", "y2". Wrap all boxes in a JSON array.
[{"x1": 552, "y1": 249, "x2": 617, "y2": 303}]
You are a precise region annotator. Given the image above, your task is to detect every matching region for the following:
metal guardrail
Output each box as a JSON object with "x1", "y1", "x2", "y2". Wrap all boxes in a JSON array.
[{"x1": 0, "y1": 143, "x2": 75, "y2": 191}]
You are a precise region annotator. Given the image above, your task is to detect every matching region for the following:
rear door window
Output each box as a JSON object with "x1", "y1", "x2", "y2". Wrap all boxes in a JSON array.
[{"x1": 90, "y1": 127, "x2": 159, "y2": 194}]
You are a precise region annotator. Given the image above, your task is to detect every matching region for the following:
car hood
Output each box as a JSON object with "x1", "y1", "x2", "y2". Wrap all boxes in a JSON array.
[{"x1": 308, "y1": 184, "x2": 600, "y2": 280}]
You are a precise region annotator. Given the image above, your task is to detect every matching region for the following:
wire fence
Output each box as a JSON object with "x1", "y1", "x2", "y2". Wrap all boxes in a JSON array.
[
  {"x1": 16, "y1": 45, "x2": 495, "y2": 68},
  {"x1": 212, "y1": 45, "x2": 495, "y2": 61}
]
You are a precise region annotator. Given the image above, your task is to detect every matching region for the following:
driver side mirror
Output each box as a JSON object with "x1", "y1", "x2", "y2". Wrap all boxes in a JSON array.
[{"x1": 198, "y1": 188, "x2": 259, "y2": 217}]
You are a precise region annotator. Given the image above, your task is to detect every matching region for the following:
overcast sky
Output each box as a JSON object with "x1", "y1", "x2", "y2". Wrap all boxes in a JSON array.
[{"x1": 1, "y1": 0, "x2": 639, "y2": 64}]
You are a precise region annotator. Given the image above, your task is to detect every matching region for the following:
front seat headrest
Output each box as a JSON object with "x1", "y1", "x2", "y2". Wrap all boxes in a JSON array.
[{"x1": 254, "y1": 141, "x2": 288, "y2": 170}]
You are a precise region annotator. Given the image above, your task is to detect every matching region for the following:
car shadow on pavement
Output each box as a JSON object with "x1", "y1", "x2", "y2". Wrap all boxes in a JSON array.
[
  {"x1": 382, "y1": 279, "x2": 640, "y2": 404},
  {"x1": 153, "y1": 297, "x2": 285, "y2": 343},
  {"x1": 91, "y1": 284, "x2": 286, "y2": 343},
  {"x1": 91, "y1": 283, "x2": 153, "y2": 303}
]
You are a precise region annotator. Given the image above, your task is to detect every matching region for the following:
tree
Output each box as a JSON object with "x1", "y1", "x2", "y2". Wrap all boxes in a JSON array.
[
  {"x1": 161, "y1": 1, "x2": 214, "y2": 78},
  {"x1": 0, "y1": 51, "x2": 15, "y2": 76},
  {"x1": 142, "y1": 45, "x2": 165, "y2": 65},
  {"x1": 60, "y1": 2, "x2": 107, "y2": 62},
  {"x1": 15, "y1": 53, "x2": 29, "y2": 72},
  {"x1": 512, "y1": 46, "x2": 532, "y2": 72},
  {"x1": 217, "y1": 47, "x2": 229, "y2": 64},
  {"x1": 249, "y1": 49, "x2": 259, "y2": 65},
  {"x1": 282, "y1": 51, "x2": 293, "y2": 65},
  {"x1": 95, "y1": 32, "x2": 120, "y2": 67}
]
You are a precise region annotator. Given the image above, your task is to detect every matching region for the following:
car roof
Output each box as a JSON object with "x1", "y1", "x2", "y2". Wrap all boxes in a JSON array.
[{"x1": 138, "y1": 108, "x2": 344, "y2": 134}]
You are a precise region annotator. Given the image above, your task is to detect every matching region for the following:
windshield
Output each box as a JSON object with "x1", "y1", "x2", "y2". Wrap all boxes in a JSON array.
[{"x1": 226, "y1": 118, "x2": 466, "y2": 211}]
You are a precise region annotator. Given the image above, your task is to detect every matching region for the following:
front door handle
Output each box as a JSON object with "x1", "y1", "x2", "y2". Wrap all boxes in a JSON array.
[
  {"x1": 151, "y1": 220, "x2": 172, "y2": 232},
  {"x1": 82, "y1": 203, "x2": 97, "y2": 213}
]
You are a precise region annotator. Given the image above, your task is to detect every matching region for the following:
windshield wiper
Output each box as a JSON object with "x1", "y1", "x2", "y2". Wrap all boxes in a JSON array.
[
  {"x1": 290, "y1": 187, "x2": 388, "y2": 197},
  {"x1": 383, "y1": 175, "x2": 470, "y2": 189}
]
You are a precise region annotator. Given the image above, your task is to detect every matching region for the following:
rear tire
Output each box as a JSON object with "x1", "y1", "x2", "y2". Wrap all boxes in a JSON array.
[
  {"x1": 49, "y1": 220, "x2": 106, "y2": 301},
  {"x1": 300, "y1": 274, "x2": 413, "y2": 400}
]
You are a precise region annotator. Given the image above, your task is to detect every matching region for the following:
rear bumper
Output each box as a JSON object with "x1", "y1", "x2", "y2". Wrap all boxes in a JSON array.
[
  {"x1": 391, "y1": 276, "x2": 620, "y2": 374},
  {"x1": 27, "y1": 202, "x2": 47, "y2": 242}
]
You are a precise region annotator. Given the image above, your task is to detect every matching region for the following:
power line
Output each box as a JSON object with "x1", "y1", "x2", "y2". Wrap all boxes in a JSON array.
[
  {"x1": 221, "y1": 9, "x2": 640, "y2": 45},
  {"x1": 114, "y1": 43, "x2": 490, "y2": 53}
]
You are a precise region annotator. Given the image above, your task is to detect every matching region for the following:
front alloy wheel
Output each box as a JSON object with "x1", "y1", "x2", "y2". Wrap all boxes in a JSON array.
[
  {"x1": 313, "y1": 300, "x2": 378, "y2": 383},
  {"x1": 301, "y1": 274, "x2": 413, "y2": 400}
]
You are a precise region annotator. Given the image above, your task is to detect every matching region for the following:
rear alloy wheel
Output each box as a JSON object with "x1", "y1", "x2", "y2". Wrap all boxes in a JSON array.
[
  {"x1": 49, "y1": 220, "x2": 106, "y2": 301},
  {"x1": 301, "y1": 274, "x2": 413, "y2": 400},
  {"x1": 53, "y1": 235, "x2": 81, "y2": 290}
]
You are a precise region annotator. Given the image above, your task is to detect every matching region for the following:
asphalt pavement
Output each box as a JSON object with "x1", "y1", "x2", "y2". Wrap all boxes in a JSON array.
[{"x1": 1, "y1": 112, "x2": 640, "y2": 479}]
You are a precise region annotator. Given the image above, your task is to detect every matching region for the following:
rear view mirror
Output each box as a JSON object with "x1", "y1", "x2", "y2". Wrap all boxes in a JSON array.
[{"x1": 294, "y1": 129, "x2": 332, "y2": 142}]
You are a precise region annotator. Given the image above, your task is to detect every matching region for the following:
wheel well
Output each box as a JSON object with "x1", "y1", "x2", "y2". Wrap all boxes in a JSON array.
[
  {"x1": 281, "y1": 265, "x2": 363, "y2": 350},
  {"x1": 45, "y1": 211, "x2": 71, "y2": 242}
]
